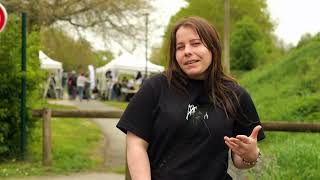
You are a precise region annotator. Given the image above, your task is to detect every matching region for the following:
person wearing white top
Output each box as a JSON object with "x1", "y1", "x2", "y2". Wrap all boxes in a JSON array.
[{"x1": 77, "y1": 73, "x2": 89, "y2": 101}]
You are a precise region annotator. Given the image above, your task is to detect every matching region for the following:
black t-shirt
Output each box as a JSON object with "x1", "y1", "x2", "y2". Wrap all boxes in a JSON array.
[{"x1": 116, "y1": 74, "x2": 265, "y2": 180}]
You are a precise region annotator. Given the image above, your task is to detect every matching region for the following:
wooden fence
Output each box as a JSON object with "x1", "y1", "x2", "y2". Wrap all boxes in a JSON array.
[{"x1": 32, "y1": 108, "x2": 320, "y2": 180}]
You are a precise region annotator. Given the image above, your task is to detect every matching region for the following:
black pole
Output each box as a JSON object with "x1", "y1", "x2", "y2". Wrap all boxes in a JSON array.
[
  {"x1": 144, "y1": 13, "x2": 149, "y2": 78},
  {"x1": 223, "y1": 0, "x2": 230, "y2": 74},
  {"x1": 20, "y1": 12, "x2": 27, "y2": 160}
]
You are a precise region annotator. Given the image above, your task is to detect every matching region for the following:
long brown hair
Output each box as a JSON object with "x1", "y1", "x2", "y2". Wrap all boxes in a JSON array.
[{"x1": 164, "y1": 16, "x2": 239, "y2": 119}]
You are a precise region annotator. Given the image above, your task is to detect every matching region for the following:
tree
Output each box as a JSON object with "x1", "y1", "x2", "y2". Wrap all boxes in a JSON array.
[
  {"x1": 230, "y1": 17, "x2": 267, "y2": 70},
  {"x1": 157, "y1": 0, "x2": 277, "y2": 67},
  {"x1": 3, "y1": 0, "x2": 152, "y2": 50},
  {"x1": 149, "y1": 44, "x2": 162, "y2": 64},
  {"x1": 297, "y1": 33, "x2": 313, "y2": 48},
  {"x1": 0, "y1": 15, "x2": 42, "y2": 159},
  {"x1": 40, "y1": 27, "x2": 114, "y2": 71},
  {"x1": 93, "y1": 50, "x2": 114, "y2": 67}
]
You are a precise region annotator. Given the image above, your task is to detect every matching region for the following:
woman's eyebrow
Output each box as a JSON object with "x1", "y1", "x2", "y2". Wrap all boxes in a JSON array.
[{"x1": 190, "y1": 38, "x2": 201, "y2": 42}]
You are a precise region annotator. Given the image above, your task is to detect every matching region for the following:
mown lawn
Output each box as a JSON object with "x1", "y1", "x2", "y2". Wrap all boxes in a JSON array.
[
  {"x1": 0, "y1": 104, "x2": 104, "y2": 178},
  {"x1": 103, "y1": 100, "x2": 128, "y2": 110}
]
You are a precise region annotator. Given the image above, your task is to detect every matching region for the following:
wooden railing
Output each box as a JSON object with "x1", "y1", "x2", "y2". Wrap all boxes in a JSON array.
[{"x1": 32, "y1": 108, "x2": 320, "y2": 180}]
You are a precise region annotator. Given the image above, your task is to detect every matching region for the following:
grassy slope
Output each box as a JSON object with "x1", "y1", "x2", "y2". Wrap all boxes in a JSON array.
[
  {"x1": 240, "y1": 37, "x2": 320, "y2": 121},
  {"x1": 239, "y1": 36, "x2": 320, "y2": 179}
]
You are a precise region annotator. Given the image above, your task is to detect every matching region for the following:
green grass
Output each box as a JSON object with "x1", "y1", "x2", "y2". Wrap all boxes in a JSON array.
[
  {"x1": 239, "y1": 36, "x2": 320, "y2": 121},
  {"x1": 240, "y1": 34, "x2": 320, "y2": 179},
  {"x1": 104, "y1": 100, "x2": 128, "y2": 110},
  {"x1": 32, "y1": 100, "x2": 77, "y2": 110},
  {"x1": 247, "y1": 132, "x2": 320, "y2": 180},
  {"x1": 0, "y1": 106, "x2": 104, "y2": 178}
]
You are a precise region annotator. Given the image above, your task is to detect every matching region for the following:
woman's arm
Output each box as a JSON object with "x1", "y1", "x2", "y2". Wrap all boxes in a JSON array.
[
  {"x1": 231, "y1": 147, "x2": 260, "y2": 169},
  {"x1": 224, "y1": 125, "x2": 262, "y2": 169},
  {"x1": 127, "y1": 131, "x2": 151, "y2": 180}
]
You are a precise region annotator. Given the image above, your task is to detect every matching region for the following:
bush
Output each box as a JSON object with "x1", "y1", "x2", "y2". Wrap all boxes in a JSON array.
[
  {"x1": 0, "y1": 14, "x2": 43, "y2": 160},
  {"x1": 230, "y1": 17, "x2": 268, "y2": 70}
]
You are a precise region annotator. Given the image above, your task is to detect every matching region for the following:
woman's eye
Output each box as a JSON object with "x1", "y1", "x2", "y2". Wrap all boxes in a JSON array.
[
  {"x1": 176, "y1": 46, "x2": 184, "y2": 50},
  {"x1": 192, "y1": 42, "x2": 201, "y2": 46}
]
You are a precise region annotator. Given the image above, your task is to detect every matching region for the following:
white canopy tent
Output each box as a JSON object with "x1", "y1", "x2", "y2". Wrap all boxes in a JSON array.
[
  {"x1": 96, "y1": 53, "x2": 164, "y2": 75},
  {"x1": 39, "y1": 50, "x2": 63, "y2": 99},
  {"x1": 39, "y1": 50, "x2": 63, "y2": 70},
  {"x1": 95, "y1": 53, "x2": 164, "y2": 98}
]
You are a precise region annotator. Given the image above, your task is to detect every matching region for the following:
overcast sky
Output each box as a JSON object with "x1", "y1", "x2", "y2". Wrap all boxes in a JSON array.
[
  {"x1": 90, "y1": 0, "x2": 320, "y2": 56},
  {"x1": 153, "y1": 0, "x2": 320, "y2": 46},
  {"x1": 266, "y1": 0, "x2": 320, "y2": 45}
]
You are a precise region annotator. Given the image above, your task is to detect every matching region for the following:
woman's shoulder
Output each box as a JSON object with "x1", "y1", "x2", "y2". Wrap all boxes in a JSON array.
[
  {"x1": 145, "y1": 73, "x2": 168, "y2": 88},
  {"x1": 226, "y1": 81, "x2": 250, "y2": 97}
]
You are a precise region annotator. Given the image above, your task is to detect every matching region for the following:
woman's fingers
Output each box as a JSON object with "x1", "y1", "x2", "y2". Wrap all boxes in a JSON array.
[
  {"x1": 225, "y1": 136, "x2": 250, "y2": 155},
  {"x1": 229, "y1": 137, "x2": 247, "y2": 148},
  {"x1": 225, "y1": 139, "x2": 239, "y2": 149},
  {"x1": 225, "y1": 141, "x2": 244, "y2": 155},
  {"x1": 236, "y1": 135, "x2": 251, "y2": 144},
  {"x1": 225, "y1": 135, "x2": 259, "y2": 159}
]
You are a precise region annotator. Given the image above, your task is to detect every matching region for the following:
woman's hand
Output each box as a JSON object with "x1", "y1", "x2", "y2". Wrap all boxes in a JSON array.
[{"x1": 224, "y1": 125, "x2": 262, "y2": 166}]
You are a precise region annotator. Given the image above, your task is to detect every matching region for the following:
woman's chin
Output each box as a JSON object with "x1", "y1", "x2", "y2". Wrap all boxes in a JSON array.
[{"x1": 186, "y1": 72, "x2": 205, "y2": 80}]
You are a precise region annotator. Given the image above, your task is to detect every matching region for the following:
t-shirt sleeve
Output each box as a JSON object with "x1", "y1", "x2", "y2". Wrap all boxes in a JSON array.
[
  {"x1": 233, "y1": 87, "x2": 265, "y2": 141},
  {"x1": 116, "y1": 79, "x2": 158, "y2": 143}
]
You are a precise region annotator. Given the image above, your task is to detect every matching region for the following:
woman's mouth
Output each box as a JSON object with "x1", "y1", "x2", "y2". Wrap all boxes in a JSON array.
[{"x1": 184, "y1": 60, "x2": 200, "y2": 65}]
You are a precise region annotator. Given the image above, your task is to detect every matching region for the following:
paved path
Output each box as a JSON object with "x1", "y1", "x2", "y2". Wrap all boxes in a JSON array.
[{"x1": 4, "y1": 173, "x2": 124, "y2": 180}]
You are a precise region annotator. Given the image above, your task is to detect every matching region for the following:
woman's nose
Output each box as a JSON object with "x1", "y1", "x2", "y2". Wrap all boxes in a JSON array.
[{"x1": 184, "y1": 45, "x2": 192, "y2": 56}]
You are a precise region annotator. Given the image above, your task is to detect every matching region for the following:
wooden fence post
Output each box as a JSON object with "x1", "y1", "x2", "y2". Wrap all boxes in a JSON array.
[{"x1": 42, "y1": 108, "x2": 52, "y2": 166}]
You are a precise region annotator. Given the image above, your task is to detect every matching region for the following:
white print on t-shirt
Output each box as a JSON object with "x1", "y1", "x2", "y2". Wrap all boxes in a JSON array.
[
  {"x1": 204, "y1": 112, "x2": 208, "y2": 119},
  {"x1": 186, "y1": 104, "x2": 209, "y2": 121},
  {"x1": 186, "y1": 104, "x2": 197, "y2": 120}
]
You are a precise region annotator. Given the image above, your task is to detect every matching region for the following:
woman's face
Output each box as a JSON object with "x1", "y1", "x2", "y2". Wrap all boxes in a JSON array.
[{"x1": 175, "y1": 26, "x2": 212, "y2": 80}]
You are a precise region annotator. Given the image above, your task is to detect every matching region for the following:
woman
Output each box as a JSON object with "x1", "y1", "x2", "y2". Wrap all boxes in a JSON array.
[{"x1": 117, "y1": 16, "x2": 265, "y2": 180}]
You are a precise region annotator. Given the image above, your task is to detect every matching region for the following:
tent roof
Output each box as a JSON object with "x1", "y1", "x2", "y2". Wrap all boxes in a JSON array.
[
  {"x1": 39, "y1": 50, "x2": 63, "y2": 70},
  {"x1": 96, "y1": 53, "x2": 164, "y2": 74}
]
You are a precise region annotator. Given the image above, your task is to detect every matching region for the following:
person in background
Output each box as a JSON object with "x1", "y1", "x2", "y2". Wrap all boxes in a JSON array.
[
  {"x1": 116, "y1": 16, "x2": 265, "y2": 180},
  {"x1": 83, "y1": 73, "x2": 91, "y2": 101},
  {"x1": 68, "y1": 71, "x2": 77, "y2": 100},
  {"x1": 76, "y1": 72, "x2": 89, "y2": 101},
  {"x1": 61, "y1": 72, "x2": 68, "y2": 99},
  {"x1": 135, "y1": 71, "x2": 143, "y2": 88},
  {"x1": 111, "y1": 80, "x2": 122, "y2": 101}
]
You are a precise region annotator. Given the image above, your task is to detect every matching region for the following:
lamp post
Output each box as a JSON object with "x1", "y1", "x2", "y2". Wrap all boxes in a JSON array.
[
  {"x1": 20, "y1": 12, "x2": 27, "y2": 160},
  {"x1": 144, "y1": 13, "x2": 149, "y2": 78},
  {"x1": 224, "y1": 0, "x2": 230, "y2": 74}
]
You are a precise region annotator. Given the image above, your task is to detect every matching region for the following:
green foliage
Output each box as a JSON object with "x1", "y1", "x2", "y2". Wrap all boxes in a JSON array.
[
  {"x1": 157, "y1": 0, "x2": 278, "y2": 67},
  {"x1": 40, "y1": 28, "x2": 114, "y2": 72},
  {"x1": 0, "y1": 15, "x2": 43, "y2": 160},
  {"x1": 296, "y1": 33, "x2": 314, "y2": 48},
  {"x1": 230, "y1": 17, "x2": 268, "y2": 70},
  {"x1": 93, "y1": 50, "x2": 115, "y2": 67},
  {"x1": 4, "y1": 0, "x2": 151, "y2": 49}
]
